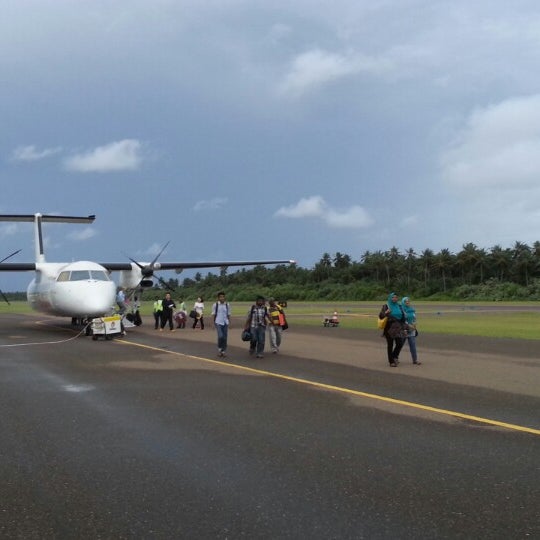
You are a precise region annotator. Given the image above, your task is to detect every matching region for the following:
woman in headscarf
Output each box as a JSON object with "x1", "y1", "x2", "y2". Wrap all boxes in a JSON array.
[
  {"x1": 402, "y1": 296, "x2": 421, "y2": 365},
  {"x1": 379, "y1": 292, "x2": 406, "y2": 367}
]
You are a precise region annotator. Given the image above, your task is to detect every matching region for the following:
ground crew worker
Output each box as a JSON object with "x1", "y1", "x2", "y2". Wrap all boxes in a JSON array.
[{"x1": 153, "y1": 296, "x2": 163, "y2": 330}]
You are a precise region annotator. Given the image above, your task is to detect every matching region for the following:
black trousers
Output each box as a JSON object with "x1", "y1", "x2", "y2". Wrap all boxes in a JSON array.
[
  {"x1": 192, "y1": 316, "x2": 204, "y2": 329},
  {"x1": 161, "y1": 310, "x2": 174, "y2": 330},
  {"x1": 385, "y1": 335, "x2": 404, "y2": 363}
]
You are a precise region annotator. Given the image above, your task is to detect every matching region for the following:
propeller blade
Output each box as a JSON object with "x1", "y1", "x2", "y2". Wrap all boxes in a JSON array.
[
  {"x1": 123, "y1": 242, "x2": 170, "y2": 278},
  {"x1": 0, "y1": 289, "x2": 11, "y2": 305},
  {"x1": 0, "y1": 249, "x2": 21, "y2": 264},
  {"x1": 156, "y1": 274, "x2": 176, "y2": 292},
  {"x1": 122, "y1": 252, "x2": 145, "y2": 271},
  {"x1": 0, "y1": 250, "x2": 21, "y2": 304},
  {"x1": 149, "y1": 241, "x2": 170, "y2": 267}
]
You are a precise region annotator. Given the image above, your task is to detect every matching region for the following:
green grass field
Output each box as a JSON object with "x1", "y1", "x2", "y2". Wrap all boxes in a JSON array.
[{"x1": 2, "y1": 300, "x2": 539, "y2": 340}]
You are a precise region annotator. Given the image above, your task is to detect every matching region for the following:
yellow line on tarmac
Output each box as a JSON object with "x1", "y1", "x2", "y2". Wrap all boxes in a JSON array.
[{"x1": 117, "y1": 340, "x2": 540, "y2": 437}]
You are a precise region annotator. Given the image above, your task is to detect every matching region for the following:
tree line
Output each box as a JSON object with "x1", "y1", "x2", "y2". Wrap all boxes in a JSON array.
[
  {"x1": 163, "y1": 241, "x2": 540, "y2": 302},
  {"x1": 6, "y1": 241, "x2": 540, "y2": 302}
]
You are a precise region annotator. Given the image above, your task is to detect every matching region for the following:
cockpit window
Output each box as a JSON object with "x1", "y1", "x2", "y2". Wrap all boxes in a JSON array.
[
  {"x1": 90, "y1": 270, "x2": 110, "y2": 281},
  {"x1": 56, "y1": 269, "x2": 110, "y2": 282},
  {"x1": 57, "y1": 271, "x2": 70, "y2": 282},
  {"x1": 70, "y1": 270, "x2": 91, "y2": 281}
]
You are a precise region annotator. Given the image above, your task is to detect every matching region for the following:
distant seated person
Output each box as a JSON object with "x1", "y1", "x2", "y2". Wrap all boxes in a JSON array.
[{"x1": 323, "y1": 312, "x2": 340, "y2": 327}]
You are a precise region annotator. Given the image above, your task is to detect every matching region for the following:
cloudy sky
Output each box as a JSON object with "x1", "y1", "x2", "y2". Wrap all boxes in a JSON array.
[{"x1": 3, "y1": 0, "x2": 540, "y2": 290}]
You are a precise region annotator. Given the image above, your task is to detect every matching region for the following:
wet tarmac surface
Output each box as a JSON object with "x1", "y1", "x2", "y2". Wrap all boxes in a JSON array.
[{"x1": 0, "y1": 313, "x2": 538, "y2": 538}]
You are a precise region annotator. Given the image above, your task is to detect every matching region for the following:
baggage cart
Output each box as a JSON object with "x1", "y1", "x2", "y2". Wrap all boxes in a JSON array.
[{"x1": 91, "y1": 314, "x2": 123, "y2": 340}]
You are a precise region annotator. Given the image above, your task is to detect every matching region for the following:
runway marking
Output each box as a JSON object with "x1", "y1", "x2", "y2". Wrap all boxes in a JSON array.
[{"x1": 116, "y1": 340, "x2": 540, "y2": 437}]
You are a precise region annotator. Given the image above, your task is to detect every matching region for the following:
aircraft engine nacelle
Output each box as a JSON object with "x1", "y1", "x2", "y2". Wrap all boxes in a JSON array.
[
  {"x1": 140, "y1": 279, "x2": 154, "y2": 288},
  {"x1": 118, "y1": 267, "x2": 143, "y2": 289}
]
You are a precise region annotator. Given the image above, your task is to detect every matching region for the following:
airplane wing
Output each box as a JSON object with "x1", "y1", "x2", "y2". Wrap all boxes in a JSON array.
[
  {"x1": 0, "y1": 261, "x2": 295, "y2": 272},
  {"x1": 0, "y1": 263, "x2": 37, "y2": 271},
  {"x1": 101, "y1": 259, "x2": 296, "y2": 272},
  {"x1": 0, "y1": 214, "x2": 95, "y2": 223}
]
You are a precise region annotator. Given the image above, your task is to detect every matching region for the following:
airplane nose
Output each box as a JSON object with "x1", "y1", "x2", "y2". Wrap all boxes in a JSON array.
[{"x1": 56, "y1": 281, "x2": 116, "y2": 317}]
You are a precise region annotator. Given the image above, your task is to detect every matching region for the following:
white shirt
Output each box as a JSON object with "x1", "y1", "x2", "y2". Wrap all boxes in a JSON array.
[{"x1": 212, "y1": 301, "x2": 230, "y2": 325}]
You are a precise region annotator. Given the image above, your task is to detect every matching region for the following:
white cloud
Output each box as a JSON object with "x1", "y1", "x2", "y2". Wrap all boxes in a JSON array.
[
  {"x1": 67, "y1": 228, "x2": 97, "y2": 241},
  {"x1": 11, "y1": 145, "x2": 62, "y2": 161},
  {"x1": 276, "y1": 48, "x2": 390, "y2": 98},
  {"x1": 399, "y1": 215, "x2": 419, "y2": 229},
  {"x1": 145, "y1": 243, "x2": 165, "y2": 257},
  {"x1": 133, "y1": 242, "x2": 168, "y2": 261},
  {"x1": 193, "y1": 197, "x2": 229, "y2": 212},
  {"x1": 275, "y1": 195, "x2": 326, "y2": 218},
  {"x1": 275, "y1": 195, "x2": 373, "y2": 229},
  {"x1": 0, "y1": 223, "x2": 19, "y2": 239},
  {"x1": 441, "y1": 94, "x2": 540, "y2": 190},
  {"x1": 64, "y1": 139, "x2": 143, "y2": 173}
]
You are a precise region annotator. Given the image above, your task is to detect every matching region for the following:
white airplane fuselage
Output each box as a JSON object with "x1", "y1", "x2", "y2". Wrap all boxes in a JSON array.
[{"x1": 28, "y1": 261, "x2": 116, "y2": 318}]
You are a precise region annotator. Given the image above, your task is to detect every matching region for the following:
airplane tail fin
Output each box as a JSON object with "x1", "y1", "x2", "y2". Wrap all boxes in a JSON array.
[{"x1": 0, "y1": 213, "x2": 95, "y2": 263}]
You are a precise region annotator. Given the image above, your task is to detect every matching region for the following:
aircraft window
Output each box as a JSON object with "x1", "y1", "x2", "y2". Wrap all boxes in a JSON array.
[
  {"x1": 91, "y1": 270, "x2": 110, "y2": 281},
  {"x1": 70, "y1": 270, "x2": 91, "y2": 281},
  {"x1": 57, "y1": 271, "x2": 70, "y2": 282}
]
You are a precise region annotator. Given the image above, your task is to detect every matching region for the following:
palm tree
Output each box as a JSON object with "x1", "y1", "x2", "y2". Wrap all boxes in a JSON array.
[
  {"x1": 419, "y1": 248, "x2": 434, "y2": 287},
  {"x1": 321, "y1": 253, "x2": 332, "y2": 272},
  {"x1": 476, "y1": 248, "x2": 488, "y2": 283},
  {"x1": 370, "y1": 251, "x2": 386, "y2": 283},
  {"x1": 512, "y1": 241, "x2": 532, "y2": 286},
  {"x1": 333, "y1": 252, "x2": 351, "y2": 269},
  {"x1": 490, "y1": 245, "x2": 512, "y2": 281},
  {"x1": 383, "y1": 247, "x2": 402, "y2": 284},
  {"x1": 432, "y1": 248, "x2": 453, "y2": 291},
  {"x1": 404, "y1": 248, "x2": 417, "y2": 288},
  {"x1": 457, "y1": 243, "x2": 480, "y2": 283}
]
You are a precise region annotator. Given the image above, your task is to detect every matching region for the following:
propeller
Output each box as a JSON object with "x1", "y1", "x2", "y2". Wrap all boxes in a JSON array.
[
  {"x1": 124, "y1": 242, "x2": 176, "y2": 291},
  {"x1": 0, "y1": 249, "x2": 22, "y2": 305}
]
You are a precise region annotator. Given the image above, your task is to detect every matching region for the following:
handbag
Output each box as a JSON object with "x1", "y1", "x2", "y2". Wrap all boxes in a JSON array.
[
  {"x1": 407, "y1": 323, "x2": 418, "y2": 337},
  {"x1": 189, "y1": 309, "x2": 197, "y2": 319},
  {"x1": 377, "y1": 316, "x2": 388, "y2": 330},
  {"x1": 278, "y1": 311, "x2": 288, "y2": 330},
  {"x1": 241, "y1": 329, "x2": 252, "y2": 342}
]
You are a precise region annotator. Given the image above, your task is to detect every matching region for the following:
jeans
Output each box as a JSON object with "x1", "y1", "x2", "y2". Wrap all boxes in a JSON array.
[
  {"x1": 216, "y1": 324, "x2": 228, "y2": 352},
  {"x1": 405, "y1": 335, "x2": 418, "y2": 363},
  {"x1": 250, "y1": 325, "x2": 266, "y2": 354},
  {"x1": 268, "y1": 324, "x2": 282, "y2": 351}
]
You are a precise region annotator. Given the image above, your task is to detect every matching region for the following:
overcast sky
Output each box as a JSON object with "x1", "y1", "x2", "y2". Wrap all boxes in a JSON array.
[{"x1": 3, "y1": 1, "x2": 540, "y2": 291}]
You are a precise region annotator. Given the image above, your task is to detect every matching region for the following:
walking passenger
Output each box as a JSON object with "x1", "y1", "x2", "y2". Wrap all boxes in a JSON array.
[
  {"x1": 267, "y1": 297, "x2": 285, "y2": 354},
  {"x1": 192, "y1": 296, "x2": 205, "y2": 329},
  {"x1": 245, "y1": 295, "x2": 271, "y2": 358},
  {"x1": 211, "y1": 291, "x2": 230, "y2": 357},
  {"x1": 379, "y1": 292, "x2": 406, "y2": 367},
  {"x1": 402, "y1": 296, "x2": 421, "y2": 365},
  {"x1": 160, "y1": 292, "x2": 176, "y2": 331}
]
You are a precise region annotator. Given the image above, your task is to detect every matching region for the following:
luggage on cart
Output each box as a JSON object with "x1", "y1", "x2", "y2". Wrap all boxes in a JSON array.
[{"x1": 91, "y1": 315, "x2": 123, "y2": 340}]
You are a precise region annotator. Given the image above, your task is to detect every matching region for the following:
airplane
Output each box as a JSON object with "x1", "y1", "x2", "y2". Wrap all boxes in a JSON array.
[{"x1": 0, "y1": 213, "x2": 295, "y2": 326}]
